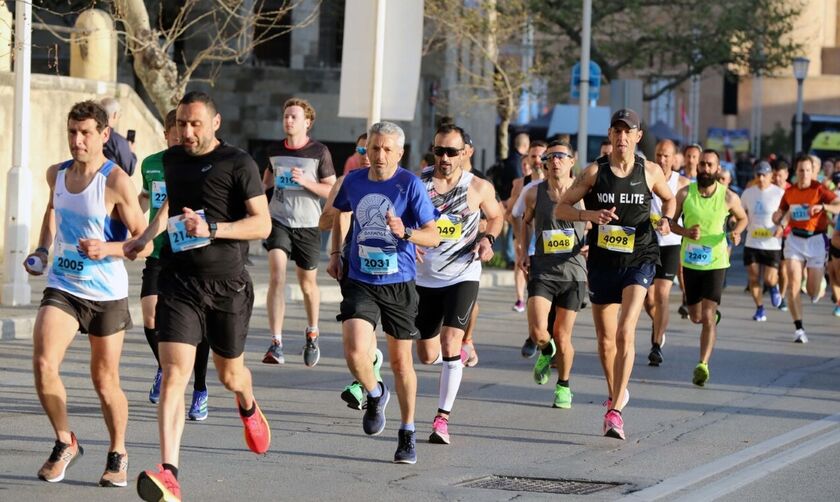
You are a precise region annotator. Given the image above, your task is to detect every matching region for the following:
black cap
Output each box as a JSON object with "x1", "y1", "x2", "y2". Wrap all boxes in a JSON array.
[
  {"x1": 463, "y1": 131, "x2": 473, "y2": 147},
  {"x1": 755, "y1": 161, "x2": 772, "y2": 175},
  {"x1": 610, "y1": 108, "x2": 641, "y2": 130}
]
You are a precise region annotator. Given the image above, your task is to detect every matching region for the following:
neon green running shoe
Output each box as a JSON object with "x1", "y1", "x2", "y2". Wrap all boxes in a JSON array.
[
  {"x1": 552, "y1": 384, "x2": 573, "y2": 409},
  {"x1": 533, "y1": 339, "x2": 556, "y2": 385},
  {"x1": 693, "y1": 362, "x2": 709, "y2": 387}
]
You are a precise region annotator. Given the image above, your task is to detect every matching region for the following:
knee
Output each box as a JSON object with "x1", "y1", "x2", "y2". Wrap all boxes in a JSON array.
[
  {"x1": 300, "y1": 276, "x2": 319, "y2": 295},
  {"x1": 217, "y1": 369, "x2": 240, "y2": 391},
  {"x1": 91, "y1": 368, "x2": 120, "y2": 396},
  {"x1": 390, "y1": 353, "x2": 414, "y2": 378},
  {"x1": 269, "y1": 270, "x2": 287, "y2": 288},
  {"x1": 33, "y1": 355, "x2": 59, "y2": 382}
]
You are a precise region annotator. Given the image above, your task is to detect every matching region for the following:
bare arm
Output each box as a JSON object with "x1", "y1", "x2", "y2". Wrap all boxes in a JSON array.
[
  {"x1": 555, "y1": 164, "x2": 604, "y2": 222},
  {"x1": 726, "y1": 190, "x2": 749, "y2": 246},
  {"x1": 505, "y1": 178, "x2": 524, "y2": 223},
  {"x1": 139, "y1": 190, "x2": 150, "y2": 213},
  {"x1": 667, "y1": 186, "x2": 693, "y2": 238},
  {"x1": 210, "y1": 195, "x2": 271, "y2": 240},
  {"x1": 474, "y1": 178, "x2": 503, "y2": 261},
  {"x1": 24, "y1": 165, "x2": 59, "y2": 274},
  {"x1": 296, "y1": 173, "x2": 336, "y2": 199}
]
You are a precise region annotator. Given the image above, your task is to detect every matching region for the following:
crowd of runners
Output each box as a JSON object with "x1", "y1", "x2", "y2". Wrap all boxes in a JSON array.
[{"x1": 20, "y1": 94, "x2": 840, "y2": 501}]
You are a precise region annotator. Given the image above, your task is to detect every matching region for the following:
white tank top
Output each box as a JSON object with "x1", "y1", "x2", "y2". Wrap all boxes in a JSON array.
[
  {"x1": 416, "y1": 167, "x2": 482, "y2": 287},
  {"x1": 651, "y1": 171, "x2": 682, "y2": 247},
  {"x1": 47, "y1": 160, "x2": 129, "y2": 301}
]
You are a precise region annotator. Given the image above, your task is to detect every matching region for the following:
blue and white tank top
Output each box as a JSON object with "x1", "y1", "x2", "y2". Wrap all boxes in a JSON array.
[
  {"x1": 47, "y1": 160, "x2": 129, "y2": 301},
  {"x1": 416, "y1": 167, "x2": 482, "y2": 287}
]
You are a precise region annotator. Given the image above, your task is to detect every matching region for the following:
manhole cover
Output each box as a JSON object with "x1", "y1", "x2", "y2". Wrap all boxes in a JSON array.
[{"x1": 461, "y1": 475, "x2": 622, "y2": 495}]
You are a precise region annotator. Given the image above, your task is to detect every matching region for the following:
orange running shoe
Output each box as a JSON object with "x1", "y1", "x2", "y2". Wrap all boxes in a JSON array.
[
  {"x1": 238, "y1": 396, "x2": 271, "y2": 454},
  {"x1": 137, "y1": 464, "x2": 181, "y2": 502}
]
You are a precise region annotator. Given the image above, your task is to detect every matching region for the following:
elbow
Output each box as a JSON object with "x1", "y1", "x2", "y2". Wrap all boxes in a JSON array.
[{"x1": 257, "y1": 215, "x2": 272, "y2": 239}]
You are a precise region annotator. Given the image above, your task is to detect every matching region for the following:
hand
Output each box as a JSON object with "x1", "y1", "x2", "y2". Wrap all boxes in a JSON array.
[
  {"x1": 416, "y1": 247, "x2": 427, "y2": 264},
  {"x1": 729, "y1": 231, "x2": 742, "y2": 247},
  {"x1": 809, "y1": 204, "x2": 824, "y2": 217},
  {"x1": 473, "y1": 236, "x2": 494, "y2": 262},
  {"x1": 687, "y1": 224, "x2": 702, "y2": 241},
  {"x1": 594, "y1": 206, "x2": 619, "y2": 225},
  {"x1": 327, "y1": 253, "x2": 342, "y2": 280},
  {"x1": 78, "y1": 238, "x2": 107, "y2": 260},
  {"x1": 385, "y1": 210, "x2": 406, "y2": 239},
  {"x1": 580, "y1": 244, "x2": 589, "y2": 260},
  {"x1": 657, "y1": 218, "x2": 671, "y2": 236},
  {"x1": 123, "y1": 237, "x2": 148, "y2": 261},
  {"x1": 290, "y1": 167, "x2": 305, "y2": 185},
  {"x1": 182, "y1": 207, "x2": 209, "y2": 237},
  {"x1": 518, "y1": 254, "x2": 530, "y2": 274},
  {"x1": 23, "y1": 250, "x2": 48, "y2": 276},
  {"x1": 774, "y1": 226, "x2": 784, "y2": 239}
]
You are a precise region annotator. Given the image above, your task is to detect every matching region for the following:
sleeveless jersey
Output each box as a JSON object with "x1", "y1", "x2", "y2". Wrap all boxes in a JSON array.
[
  {"x1": 530, "y1": 181, "x2": 587, "y2": 281},
  {"x1": 650, "y1": 171, "x2": 682, "y2": 247},
  {"x1": 680, "y1": 182, "x2": 730, "y2": 270},
  {"x1": 584, "y1": 155, "x2": 659, "y2": 268},
  {"x1": 47, "y1": 160, "x2": 129, "y2": 301},
  {"x1": 416, "y1": 167, "x2": 482, "y2": 287}
]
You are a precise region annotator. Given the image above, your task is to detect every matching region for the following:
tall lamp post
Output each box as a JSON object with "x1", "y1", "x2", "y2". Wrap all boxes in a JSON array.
[{"x1": 793, "y1": 56, "x2": 810, "y2": 154}]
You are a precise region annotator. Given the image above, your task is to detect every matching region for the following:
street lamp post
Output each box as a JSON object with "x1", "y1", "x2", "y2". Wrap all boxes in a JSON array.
[{"x1": 793, "y1": 56, "x2": 809, "y2": 154}]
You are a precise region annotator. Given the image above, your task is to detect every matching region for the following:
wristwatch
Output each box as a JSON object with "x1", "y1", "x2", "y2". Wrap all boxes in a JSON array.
[
  {"x1": 208, "y1": 222, "x2": 218, "y2": 240},
  {"x1": 402, "y1": 227, "x2": 413, "y2": 241},
  {"x1": 660, "y1": 216, "x2": 672, "y2": 224},
  {"x1": 483, "y1": 234, "x2": 496, "y2": 246}
]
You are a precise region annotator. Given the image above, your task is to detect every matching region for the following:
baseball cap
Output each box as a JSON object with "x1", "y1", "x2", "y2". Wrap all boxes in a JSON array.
[
  {"x1": 610, "y1": 109, "x2": 640, "y2": 129},
  {"x1": 463, "y1": 131, "x2": 473, "y2": 147},
  {"x1": 755, "y1": 161, "x2": 772, "y2": 175}
]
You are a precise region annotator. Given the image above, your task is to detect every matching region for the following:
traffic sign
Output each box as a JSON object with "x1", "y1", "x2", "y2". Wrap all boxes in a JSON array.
[{"x1": 571, "y1": 61, "x2": 602, "y2": 101}]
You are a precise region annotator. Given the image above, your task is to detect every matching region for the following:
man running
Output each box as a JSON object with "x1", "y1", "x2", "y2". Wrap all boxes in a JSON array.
[
  {"x1": 554, "y1": 109, "x2": 675, "y2": 440},
  {"x1": 328, "y1": 121, "x2": 440, "y2": 465},
  {"x1": 740, "y1": 161, "x2": 785, "y2": 321},
  {"x1": 520, "y1": 140, "x2": 587, "y2": 409},
  {"x1": 670, "y1": 149, "x2": 747, "y2": 386},
  {"x1": 682, "y1": 143, "x2": 701, "y2": 181},
  {"x1": 129, "y1": 91, "x2": 272, "y2": 501},
  {"x1": 413, "y1": 123, "x2": 502, "y2": 444},
  {"x1": 262, "y1": 98, "x2": 336, "y2": 366},
  {"x1": 772, "y1": 161, "x2": 793, "y2": 311},
  {"x1": 773, "y1": 154, "x2": 840, "y2": 343},
  {"x1": 139, "y1": 109, "x2": 211, "y2": 421},
  {"x1": 25, "y1": 100, "x2": 147, "y2": 486},
  {"x1": 645, "y1": 139, "x2": 689, "y2": 366}
]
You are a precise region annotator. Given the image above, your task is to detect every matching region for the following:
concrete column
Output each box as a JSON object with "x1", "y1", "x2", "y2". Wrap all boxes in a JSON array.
[
  {"x1": 70, "y1": 9, "x2": 117, "y2": 81},
  {"x1": 0, "y1": 3, "x2": 11, "y2": 72}
]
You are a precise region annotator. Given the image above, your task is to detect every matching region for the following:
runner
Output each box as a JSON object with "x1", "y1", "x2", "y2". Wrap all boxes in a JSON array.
[
  {"x1": 262, "y1": 98, "x2": 336, "y2": 366},
  {"x1": 739, "y1": 161, "x2": 785, "y2": 321},
  {"x1": 128, "y1": 91, "x2": 272, "y2": 502},
  {"x1": 520, "y1": 140, "x2": 587, "y2": 408},
  {"x1": 554, "y1": 109, "x2": 675, "y2": 440},
  {"x1": 414, "y1": 123, "x2": 502, "y2": 444},
  {"x1": 682, "y1": 143, "x2": 701, "y2": 181},
  {"x1": 670, "y1": 149, "x2": 748, "y2": 386},
  {"x1": 139, "y1": 109, "x2": 211, "y2": 421},
  {"x1": 772, "y1": 154, "x2": 840, "y2": 343},
  {"x1": 24, "y1": 100, "x2": 147, "y2": 486},
  {"x1": 644, "y1": 139, "x2": 689, "y2": 366},
  {"x1": 327, "y1": 121, "x2": 440, "y2": 464},
  {"x1": 772, "y1": 160, "x2": 792, "y2": 311}
]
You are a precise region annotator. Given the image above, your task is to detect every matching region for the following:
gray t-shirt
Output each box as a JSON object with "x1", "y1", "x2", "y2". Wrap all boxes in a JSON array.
[{"x1": 267, "y1": 139, "x2": 335, "y2": 228}]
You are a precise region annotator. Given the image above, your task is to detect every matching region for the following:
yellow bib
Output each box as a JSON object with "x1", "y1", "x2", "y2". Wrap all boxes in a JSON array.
[
  {"x1": 542, "y1": 229, "x2": 574, "y2": 254},
  {"x1": 436, "y1": 216, "x2": 462, "y2": 241},
  {"x1": 750, "y1": 227, "x2": 774, "y2": 239},
  {"x1": 597, "y1": 224, "x2": 635, "y2": 253}
]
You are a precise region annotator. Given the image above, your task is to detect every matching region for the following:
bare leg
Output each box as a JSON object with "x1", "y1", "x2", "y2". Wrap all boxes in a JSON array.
[
  {"x1": 89, "y1": 331, "x2": 128, "y2": 454},
  {"x1": 158, "y1": 341, "x2": 197, "y2": 467},
  {"x1": 296, "y1": 267, "x2": 320, "y2": 329},
  {"x1": 266, "y1": 249, "x2": 289, "y2": 341},
  {"x1": 343, "y1": 319, "x2": 378, "y2": 392},
  {"x1": 388, "y1": 337, "x2": 416, "y2": 425}
]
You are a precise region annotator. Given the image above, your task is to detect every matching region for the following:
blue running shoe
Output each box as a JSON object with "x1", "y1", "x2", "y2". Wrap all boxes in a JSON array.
[
  {"x1": 362, "y1": 382, "x2": 390, "y2": 436},
  {"x1": 393, "y1": 429, "x2": 417, "y2": 464},
  {"x1": 149, "y1": 368, "x2": 162, "y2": 404},
  {"x1": 770, "y1": 286, "x2": 782, "y2": 308},
  {"x1": 188, "y1": 390, "x2": 208, "y2": 421},
  {"x1": 752, "y1": 306, "x2": 767, "y2": 322}
]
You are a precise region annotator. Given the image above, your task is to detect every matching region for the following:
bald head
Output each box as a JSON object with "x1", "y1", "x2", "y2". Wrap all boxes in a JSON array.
[{"x1": 655, "y1": 139, "x2": 677, "y2": 174}]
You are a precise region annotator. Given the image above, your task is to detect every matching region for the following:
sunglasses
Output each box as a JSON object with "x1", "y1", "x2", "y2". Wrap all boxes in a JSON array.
[
  {"x1": 355, "y1": 146, "x2": 367, "y2": 155},
  {"x1": 432, "y1": 146, "x2": 463, "y2": 157},
  {"x1": 541, "y1": 151, "x2": 572, "y2": 162}
]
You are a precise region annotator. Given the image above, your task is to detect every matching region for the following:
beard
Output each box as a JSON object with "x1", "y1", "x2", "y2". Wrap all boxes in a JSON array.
[{"x1": 697, "y1": 172, "x2": 717, "y2": 188}]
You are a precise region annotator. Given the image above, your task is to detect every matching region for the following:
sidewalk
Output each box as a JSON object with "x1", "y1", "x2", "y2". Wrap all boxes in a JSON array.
[{"x1": 0, "y1": 249, "x2": 516, "y2": 340}]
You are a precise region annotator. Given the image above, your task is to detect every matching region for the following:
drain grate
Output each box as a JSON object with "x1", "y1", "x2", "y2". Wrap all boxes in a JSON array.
[{"x1": 461, "y1": 475, "x2": 622, "y2": 495}]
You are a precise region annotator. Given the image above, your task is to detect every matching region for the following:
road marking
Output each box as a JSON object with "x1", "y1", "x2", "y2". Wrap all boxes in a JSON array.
[{"x1": 622, "y1": 411, "x2": 840, "y2": 501}]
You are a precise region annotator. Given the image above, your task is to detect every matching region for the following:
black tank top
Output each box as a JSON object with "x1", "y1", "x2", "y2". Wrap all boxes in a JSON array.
[
  {"x1": 584, "y1": 154, "x2": 659, "y2": 268},
  {"x1": 531, "y1": 182, "x2": 587, "y2": 281},
  {"x1": 523, "y1": 174, "x2": 532, "y2": 186}
]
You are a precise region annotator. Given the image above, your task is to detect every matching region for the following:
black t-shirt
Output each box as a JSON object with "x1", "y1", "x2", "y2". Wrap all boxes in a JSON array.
[{"x1": 160, "y1": 141, "x2": 264, "y2": 278}]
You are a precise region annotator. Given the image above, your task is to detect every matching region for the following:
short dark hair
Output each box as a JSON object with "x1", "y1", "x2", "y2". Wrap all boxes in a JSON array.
[
  {"x1": 423, "y1": 152, "x2": 436, "y2": 166},
  {"x1": 164, "y1": 109, "x2": 177, "y2": 131},
  {"x1": 702, "y1": 149, "x2": 720, "y2": 163},
  {"x1": 68, "y1": 100, "x2": 109, "y2": 132},
  {"x1": 684, "y1": 143, "x2": 702, "y2": 154},
  {"x1": 600, "y1": 139, "x2": 611, "y2": 147},
  {"x1": 434, "y1": 123, "x2": 466, "y2": 145},
  {"x1": 530, "y1": 140, "x2": 548, "y2": 149},
  {"x1": 547, "y1": 139, "x2": 574, "y2": 151},
  {"x1": 794, "y1": 153, "x2": 813, "y2": 169},
  {"x1": 356, "y1": 132, "x2": 368, "y2": 143},
  {"x1": 179, "y1": 91, "x2": 217, "y2": 116}
]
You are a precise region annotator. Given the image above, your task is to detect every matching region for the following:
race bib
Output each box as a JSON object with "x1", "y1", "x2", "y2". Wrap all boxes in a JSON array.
[
  {"x1": 274, "y1": 166, "x2": 302, "y2": 190},
  {"x1": 790, "y1": 204, "x2": 810, "y2": 222},
  {"x1": 684, "y1": 243, "x2": 712, "y2": 266},
  {"x1": 151, "y1": 181, "x2": 167, "y2": 209},
  {"x1": 436, "y1": 215, "x2": 462, "y2": 241},
  {"x1": 542, "y1": 228, "x2": 574, "y2": 254},
  {"x1": 751, "y1": 227, "x2": 774, "y2": 239},
  {"x1": 597, "y1": 225, "x2": 635, "y2": 253},
  {"x1": 650, "y1": 213, "x2": 661, "y2": 227},
  {"x1": 358, "y1": 244, "x2": 398, "y2": 275},
  {"x1": 167, "y1": 211, "x2": 211, "y2": 253},
  {"x1": 53, "y1": 241, "x2": 93, "y2": 281}
]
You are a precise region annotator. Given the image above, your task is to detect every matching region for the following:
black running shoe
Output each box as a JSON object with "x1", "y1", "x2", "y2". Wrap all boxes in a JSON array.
[
  {"x1": 521, "y1": 337, "x2": 538, "y2": 358},
  {"x1": 648, "y1": 344, "x2": 663, "y2": 366}
]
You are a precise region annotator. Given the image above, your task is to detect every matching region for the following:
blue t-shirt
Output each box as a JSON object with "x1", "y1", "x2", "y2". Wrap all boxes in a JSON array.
[{"x1": 333, "y1": 167, "x2": 436, "y2": 285}]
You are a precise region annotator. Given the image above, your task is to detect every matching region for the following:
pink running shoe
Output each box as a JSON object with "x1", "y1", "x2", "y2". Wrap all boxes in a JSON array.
[
  {"x1": 429, "y1": 415, "x2": 450, "y2": 445},
  {"x1": 603, "y1": 410, "x2": 625, "y2": 440}
]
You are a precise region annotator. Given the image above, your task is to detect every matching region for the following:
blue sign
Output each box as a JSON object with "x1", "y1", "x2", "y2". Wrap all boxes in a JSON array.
[{"x1": 571, "y1": 61, "x2": 602, "y2": 101}]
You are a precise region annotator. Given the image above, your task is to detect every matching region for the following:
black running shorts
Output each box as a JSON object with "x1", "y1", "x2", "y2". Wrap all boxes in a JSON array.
[
  {"x1": 415, "y1": 281, "x2": 480, "y2": 339},
  {"x1": 262, "y1": 220, "x2": 321, "y2": 270},
  {"x1": 40, "y1": 288, "x2": 132, "y2": 336},
  {"x1": 527, "y1": 277, "x2": 586, "y2": 312},
  {"x1": 141, "y1": 257, "x2": 163, "y2": 298},
  {"x1": 682, "y1": 267, "x2": 726, "y2": 305},
  {"x1": 655, "y1": 245, "x2": 681, "y2": 281},
  {"x1": 337, "y1": 279, "x2": 419, "y2": 340},
  {"x1": 742, "y1": 247, "x2": 782, "y2": 269},
  {"x1": 587, "y1": 263, "x2": 655, "y2": 305}
]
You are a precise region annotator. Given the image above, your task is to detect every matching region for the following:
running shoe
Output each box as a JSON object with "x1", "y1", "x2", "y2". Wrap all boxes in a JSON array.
[
  {"x1": 262, "y1": 341, "x2": 285, "y2": 364},
  {"x1": 778, "y1": 298, "x2": 789, "y2": 311},
  {"x1": 833, "y1": 305, "x2": 840, "y2": 317},
  {"x1": 770, "y1": 286, "x2": 783, "y2": 308},
  {"x1": 512, "y1": 300, "x2": 525, "y2": 313},
  {"x1": 693, "y1": 362, "x2": 710, "y2": 386},
  {"x1": 603, "y1": 410, "x2": 625, "y2": 440},
  {"x1": 521, "y1": 337, "x2": 538, "y2": 358},
  {"x1": 678, "y1": 304, "x2": 689, "y2": 319},
  {"x1": 373, "y1": 348, "x2": 383, "y2": 381},
  {"x1": 533, "y1": 339, "x2": 556, "y2": 385},
  {"x1": 137, "y1": 464, "x2": 181, "y2": 502},
  {"x1": 648, "y1": 344, "x2": 663, "y2": 366},
  {"x1": 752, "y1": 305, "x2": 767, "y2": 322},
  {"x1": 552, "y1": 384, "x2": 573, "y2": 409},
  {"x1": 461, "y1": 343, "x2": 479, "y2": 367},
  {"x1": 363, "y1": 382, "x2": 390, "y2": 436},
  {"x1": 303, "y1": 334, "x2": 320, "y2": 367},
  {"x1": 394, "y1": 429, "x2": 417, "y2": 464},
  {"x1": 237, "y1": 397, "x2": 271, "y2": 454},
  {"x1": 604, "y1": 388, "x2": 630, "y2": 409},
  {"x1": 38, "y1": 432, "x2": 83, "y2": 482},
  {"x1": 188, "y1": 390, "x2": 208, "y2": 421},
  {"x1": 794, "y1": 328, "x2": 809, "y2": 344},
  {"x1": 149, "y1": 367, "x2": 162, "y2": 404},
  {"x1": 99, "y1": 451, "x2": 128, "y2": 487},
  {"x1": 341, "y1": 381, "x2": 364, "y2": 410},
  {"x1": 715, "y1": 310, "x2": 722, "y2": 325},
  {"x1": 429, "y1": 415, "x2": 450, "y2": 444}
]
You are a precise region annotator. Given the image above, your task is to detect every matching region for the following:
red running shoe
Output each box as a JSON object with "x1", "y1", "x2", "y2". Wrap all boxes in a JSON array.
[
  {"x1": 137, "y1": 464, "x2": 181, "y2": 502},
  {"x1": 238, "y1": 396, "x2": 271, "y2": 454}
]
